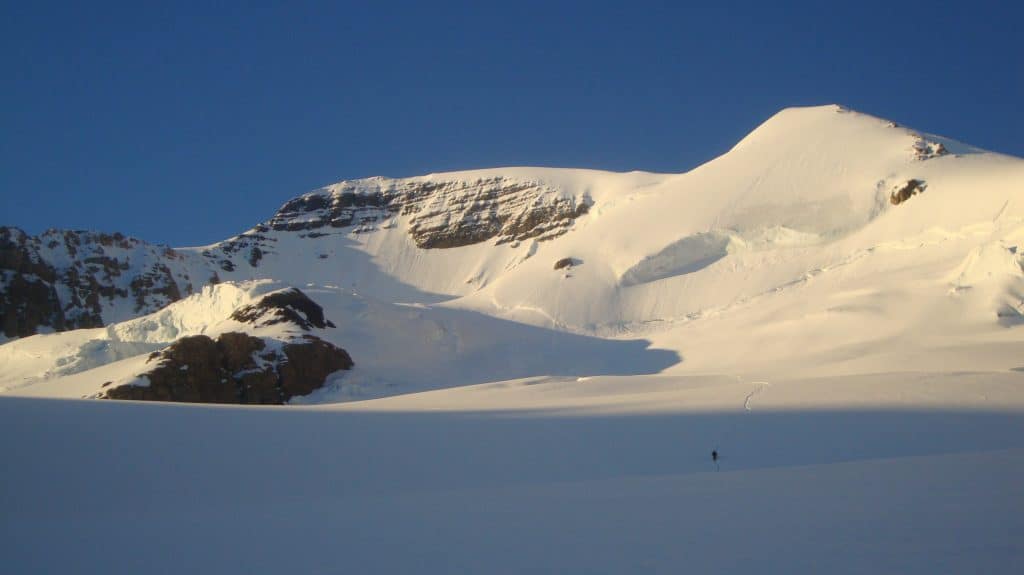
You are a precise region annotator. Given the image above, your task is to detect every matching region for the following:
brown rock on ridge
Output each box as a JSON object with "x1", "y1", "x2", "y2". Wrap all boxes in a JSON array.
[
  {"x1": 280, "y1": 336, "x2": 355, "y2": 398},
  {"x1": 100, "y1": 331, "x2": 353, "y2": 404},
  {"x1": 257, "y1": 176, "x2": 592, "y2": 250},
  {"x1": 230, "y1": 288, "x2": 336, "y2": 330},
  {"x1": 553, "y1": 257, "x2": 581, "y2": 270},
  {"x1": 890, "y1": 179, "x2": 927, "y2": 205}
]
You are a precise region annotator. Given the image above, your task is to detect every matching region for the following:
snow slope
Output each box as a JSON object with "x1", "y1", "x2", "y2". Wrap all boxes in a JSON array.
[
  {"x1": 0, "y1": 281, "x2": 677, "y2": 399},
  {"x1": 3, "y1": 372, "x2": 1023, "y2": 573}
]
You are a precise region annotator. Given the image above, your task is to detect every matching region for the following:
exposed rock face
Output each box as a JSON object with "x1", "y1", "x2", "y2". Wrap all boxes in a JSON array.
[
  {"x1": 0, "y1": 227, "x2": 211, "y2": 338},
  {"x1": 202, "y1": 230, "x2": 273, "y2": 273},
  {"x1": 912, "y1": 137, "x2": 948, "y2": 160},
  {"x1": 890, "y1": 179, "x2": 927, "y2": 205},
  {"x1": 279, "y1": 336, "x2": 354, "y2": 398},
  {"x1": 554, "y1": 257, "x2": 582, "y2": 270},
  {"x1": 230, "y1": 288, "x2": 335, "y2": 330},
  {"x1": 0, "y1": 271, "x2": 65, "y2": 338},
  {"x1": 264, "y1": 176, "x2": 592, "y2": 249},
  {"x1": 100, "y1": 332, "x2": 353, "y2": 404},
  {"x1": 1, "y1": 228, "x2": 64, "y2": 337},
  {"x1": 98, "y1": 287, "x2": 353, "y2": 404}
]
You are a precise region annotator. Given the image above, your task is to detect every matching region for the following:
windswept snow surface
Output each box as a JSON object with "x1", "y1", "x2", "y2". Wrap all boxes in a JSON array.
[
  {"x1": 3, "y1": 374, "x2": 1024, "y2": 573},
  {"x1": 3, "y1": 105, "x2": 1024, "y2": 572}
]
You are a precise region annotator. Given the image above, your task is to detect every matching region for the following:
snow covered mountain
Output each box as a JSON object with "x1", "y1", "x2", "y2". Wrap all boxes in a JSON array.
[
  {"x1": 5, "y1": 104, "x2": 1024, "y2": 574},
  {"x1": 3, "y1": 104, "x2": 1024, "y2": 401}
]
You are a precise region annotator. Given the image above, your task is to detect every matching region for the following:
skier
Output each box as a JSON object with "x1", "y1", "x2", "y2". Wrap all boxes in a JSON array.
[{"x1": 711, "y1": 449, "x2": 719, "y2": 471}]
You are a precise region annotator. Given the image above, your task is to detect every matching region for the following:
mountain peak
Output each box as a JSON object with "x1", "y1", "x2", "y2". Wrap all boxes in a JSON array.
[{"x1": 731, "y1": 104, "x2": 895, "y2": 152}]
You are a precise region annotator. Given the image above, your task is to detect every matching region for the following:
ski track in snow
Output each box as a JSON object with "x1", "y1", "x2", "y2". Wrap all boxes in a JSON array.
[{"x1": 743, "y1": 381, "x2": 771, "y2": 412}]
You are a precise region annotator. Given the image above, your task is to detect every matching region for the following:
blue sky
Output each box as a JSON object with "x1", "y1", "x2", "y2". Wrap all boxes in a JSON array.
[{"x1": 2, "y1": 1, "x2": 1021, "y2": 246}]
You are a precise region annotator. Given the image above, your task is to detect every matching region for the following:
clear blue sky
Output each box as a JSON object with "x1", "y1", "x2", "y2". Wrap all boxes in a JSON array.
[{"x1": 2, "y1": 1, "x2": 1021, "y2": 246}]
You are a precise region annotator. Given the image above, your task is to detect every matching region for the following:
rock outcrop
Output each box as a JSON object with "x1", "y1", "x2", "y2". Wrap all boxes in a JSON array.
[
  {"x1": 0, "y1": 227, "x2": 212, "y2": 339},
  {"x1": 912, "y1": 137, "x2": 948, "y2": 161},
  {"x1": 99, "y1": 332, "x2": 353, "y2": 404},
  {"x1": 98, "y1": 287, "x2": 353, "y2": 404},
  {"x1": 553, "y1": 257, "x2": 581, "y2": 270},
  {"x1": 1, "y1": 227, "x2": 66, "y2": 337},
  {"x1": 890, "y1": 179, "x2": 927, "y2": 205},
  {"x1": 263, "y1": 175, "x2": 592, "y2": 249},
  {"x1": 229, "y1": 287, "x2": 335, "y2": 330},
  {"x1": 278, "y1": 336, "x2": 353, "y2": 398}
]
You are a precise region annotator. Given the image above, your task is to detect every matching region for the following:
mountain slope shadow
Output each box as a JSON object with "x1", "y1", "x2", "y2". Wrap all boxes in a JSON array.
[
  {"x1": 620, "y1": 231, "x2": 731, "y2": 287},
  {"x1": 304, "y1": 289, "x2": 682, "y2": 399}
]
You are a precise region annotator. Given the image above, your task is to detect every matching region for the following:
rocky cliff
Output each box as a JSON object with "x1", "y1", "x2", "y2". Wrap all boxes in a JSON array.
[
  {"x1": 202, "y1": 175, "x2": 591, "y2": 270},
  {"x1": 268, "y1": 175, "x2": 591, "y2": 248},
  {"x1": 0, "y1": 227, "x2": 216, "y2": 339}
]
